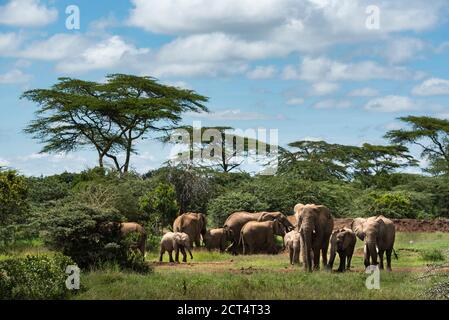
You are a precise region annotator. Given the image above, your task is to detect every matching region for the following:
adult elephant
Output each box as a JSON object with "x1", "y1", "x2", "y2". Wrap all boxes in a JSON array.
[
  {"x1": 173, "y1": 212, "x2": 207, "y2": 248},
  {"x1": 351, "y1": 215, "x2": 396, "y2": 271},
  {"x1": 239, "y1": 219, "x2": 286, "y2": 254},
  {"x1": 223, "y1": 211, "x2": 294, "y2": 255},
  {"x1": 120, "y1": 222, "x2": 147, "y2": 256},
  {"x1": 297, "y1": 204, "x2": 334, "y2": 272}
]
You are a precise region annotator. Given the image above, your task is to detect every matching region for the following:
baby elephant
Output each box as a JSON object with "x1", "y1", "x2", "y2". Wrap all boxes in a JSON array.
[
  {"x1": 203, "y1": 228, "x2": 228, "y2": 252},
  {"x1": 159, "y1": 232, "x2": 193, "y2": 263},
  {"x1": 284, "y1": 230, "x2": 301, "y2": 265},
  {"x1": 328, "y1": 228, "x2": 356, "y2": 272}
]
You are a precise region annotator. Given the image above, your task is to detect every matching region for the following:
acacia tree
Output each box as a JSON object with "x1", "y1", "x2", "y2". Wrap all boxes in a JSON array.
[
  {"x1": 385, "y1": 116, "x2": 449, "y2": 175},
  {"x1": 23, "y1": 74, "x2": 209, "y2": 173},
  {"x1": 163, "y1": 126, "x2": 274, "y2": 173}
]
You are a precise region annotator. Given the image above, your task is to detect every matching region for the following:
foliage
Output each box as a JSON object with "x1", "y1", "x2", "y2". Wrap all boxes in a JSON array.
[
  {"x1": 139, "y1": 182, "x2": 178, "y2": 231},
  {"x1": 385, "y1": 116, "x2": 449, "y2": 175},
  {"x1": 43, "y1": 204, "x2": 122, "y2": 268},
  {"x1": 0, "y1": 253, "x2": 75, "y2": 300},
  {"x1": 0, "y1": 170, "x2": 28, "y2": 225},
  {"x1": 351, "y1": 190, "x2": 433, "y2": 218},
  {"x1": 207, "y1": 191, "x2": 269, "y2": 227},
  {"x1": 23, "y1": 74, "x2": 209, "y2": 173}
]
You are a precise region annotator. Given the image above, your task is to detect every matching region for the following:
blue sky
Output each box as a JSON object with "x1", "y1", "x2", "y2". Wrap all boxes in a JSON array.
[{"x1": 1, "y1": 0, "x2": 449, "y2": 176}]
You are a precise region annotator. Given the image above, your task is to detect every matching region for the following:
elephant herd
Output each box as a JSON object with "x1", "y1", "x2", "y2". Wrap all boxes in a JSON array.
[{"x1": 125, "y1": 203, "x2": 397, "y2": 272}]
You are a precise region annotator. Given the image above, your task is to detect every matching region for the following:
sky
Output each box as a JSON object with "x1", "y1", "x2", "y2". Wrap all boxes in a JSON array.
[{"x1": 0, "y1": 0, "x2": 449, "y2": 176}]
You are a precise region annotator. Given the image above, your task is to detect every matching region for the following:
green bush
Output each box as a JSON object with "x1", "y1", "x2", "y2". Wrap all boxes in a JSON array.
[
  {"x1": 139, "y1": 182, "x2": 178, "y2": 231},
  {"x1": 351, "y1": 190, "x2": 431, "y2": 218},
  {"x1": 44, "y1": 204, "x2": 152, "y2": 273},
  {"x1": 0, "y1": 253, "x2": 75, "y2": 300},
  {"x1": 207, "y1": 191, "x2": 269, "y2": 227},
  {"x1": 420, "y1": 249, "x2": 446, "y2": 262}
]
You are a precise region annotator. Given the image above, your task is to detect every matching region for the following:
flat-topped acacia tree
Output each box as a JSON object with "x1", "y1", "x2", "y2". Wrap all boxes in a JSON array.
[{"x1": 22, "y1": 74, "x2": 209, "y2": 174}]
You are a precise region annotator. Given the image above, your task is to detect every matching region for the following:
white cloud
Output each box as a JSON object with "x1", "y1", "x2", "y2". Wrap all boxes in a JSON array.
[
  {"x1": 0, "y1": 69, "x2": 32, "y2": 84},
  {"x1": 286, "y1": 97, "x2": 304, "y2": 106},
  {"x1": 285, "y1": 56, "x2": 417, "y2": 82},
  {"x1": 246, "y1": 65, "x2": 276, "y2": 79},
  {"x1": 347, "y1": 87, "x2": 379, "y2": 97},
  {"x1": 0, "y1": 0, "x2": 57, "y2": 27},
  {"x1": 56, "y1": 36, "x2": 149, "y2": 73},
  {"x1": 364, "y1": 95, "x2": 418, "y2": 112},
  {"x1": 383, "y1": 37, "x2": 426, "y2": 64},
  {"x1": 187, "y1": 109, "x2": 279, "y2": 120},
  {"x1": 412, "y1": 78, "x2": 449, "y2": 96},
  {"x1": 310, "y1": 82, "x2": 339, "y2": 96},
  {"x1": 313, "y1": 99, "x2": 352, "y2": 109},
  {"x1": 21, "y1": 34, "x2": 88, "y2": 61},
  {"x1": 0, "y1": 32, "x2": 22, "y2": 55}
]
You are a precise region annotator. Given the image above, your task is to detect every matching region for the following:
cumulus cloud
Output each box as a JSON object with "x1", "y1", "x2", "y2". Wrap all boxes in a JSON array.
[
  {"x1": 383, "y1": 37, "x2": 426, "y2": 64},
  {"x1": 364, "y1": 95, "x2": 419, "y2": 112},
  {"x1": 309, "y1": 82, "x2": 339, "y2": 96},
  {"x1": 412, "y1": 78, "x2": 449, "y2": 96},
  {"x1": 246, "y1": 65, "x2": 276, "y2": 79},
  {"x1": 347, "y1": 87, "x2": 379, "y2": 97},
  {"x1": 187, "y1": 109, "x2": 282, "y2": 121},
  {"x1": 284, "y1": 56, "x2": 418, "y2": 82},
  {"x1": 0, "y1": 0, "x2": 58, "y2": 27},
  {"x1": 313, "y1": 99, "x2": 352, "y2": 109},
  {"x1": 56, "y1": 36, "x2": 149, "y2": 73},
  {"x1": 0, "y1": 69, "x2": 32, "y2": 84},
  {"x1": 0, "y1": 32, "x2": 22, "y2": 55},
  {"x1": 286, "y1": 97, "x2": 304, "y2": 106}
]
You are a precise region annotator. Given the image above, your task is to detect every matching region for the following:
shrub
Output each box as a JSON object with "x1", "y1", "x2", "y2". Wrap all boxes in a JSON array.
[
  {"x1": 351, "y1": 190, "x2": 431, "y2": 219},
  {"x1": 0, "y1": 253, "x2": 75, "y2": 300},
  {"x1": 207, "y1": 191, "x2": 268, "y2": 227},
  {"x1": 44, "y1": 203, "x2": 152, "y2": 273},
  {"x1": 420, "y1": 249, "x2": 446, "y2": 262},
  {"x1": 139, "y1": 182, "x2": 178, "y2": 232}
]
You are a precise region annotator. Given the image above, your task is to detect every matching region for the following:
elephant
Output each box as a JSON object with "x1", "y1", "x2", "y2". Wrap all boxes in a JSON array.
[
  {"x1": 239, "y1": 219, "x2": 287, "y2": 255},
  {"x1": 159, "y1": 232, "x2": 193, "y2": 263},
  {"x1": 351, "y1": 215, "x2": 396, "y2": 271},
  {"x1": 284, "y1": 230, "x2": 301, "y2": 265},
  {"x1": 328, "y1": 228, "x2": 356, "y2": 272},
  {"x1": 203, "y1": 228, "x2": 229, "y2": 252},
  {"x1": 287, "y1": 215, "x2": 297, "y2": 228},
  {"x1": 101, "y1": 222, "x2": 147, "y2": 256},
  {"x1": 173, "y1": 212, "x2": 207, "y2": 247},
  {"x1": 223, "y1": 211, "x2": 294, "y2": 255},
  {"x1": 297, "y1": 204, "x2": 334, "y2": 272}
]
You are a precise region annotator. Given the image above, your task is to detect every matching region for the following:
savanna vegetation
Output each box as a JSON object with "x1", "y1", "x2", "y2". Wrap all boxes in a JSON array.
[{"x1": 1, "y1": 74, "x2": 449, "y2": 299}]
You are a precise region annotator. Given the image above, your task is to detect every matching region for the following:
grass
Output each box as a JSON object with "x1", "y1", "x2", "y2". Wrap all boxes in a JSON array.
[{"x1": 2, "y1": 232, "x2": 449, "y2": 299}]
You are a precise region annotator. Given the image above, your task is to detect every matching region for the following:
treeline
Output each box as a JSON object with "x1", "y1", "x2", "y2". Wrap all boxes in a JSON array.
[{"x1": 1, "y1": 74, "x2": 449, "y2": 249}]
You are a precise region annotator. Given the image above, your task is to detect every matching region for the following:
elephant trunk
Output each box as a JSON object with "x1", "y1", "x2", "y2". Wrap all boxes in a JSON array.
[
  {"x1": 300, "y1": 227, "x2": 313, "y2": 272},
  {"x1": 365, "y1": 241, "x2": 378, "y2": 268}
]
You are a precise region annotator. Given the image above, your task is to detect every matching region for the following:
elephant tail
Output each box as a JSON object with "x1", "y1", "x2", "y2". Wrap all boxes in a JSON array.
[{"x1": 393, "y1": 248, "x2": 398, "y2": 260}]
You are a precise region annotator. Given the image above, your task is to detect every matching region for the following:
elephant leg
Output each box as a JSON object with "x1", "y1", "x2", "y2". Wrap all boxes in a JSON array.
[
  {"x1": 386, "y1": 249, "x2": 392, "y2": 271},
  {"x1": 378, "y1": 250, "x2": 385, "y2": 270},
  {"x1": 289, "y1": 248, "x2": 294, "y2": 265},
  {"x1": 347, "y1": 252, "x2": 353, "y2": 270},
  {"x1": 168, "y1": 250, "x2": 175, "y2": 263},
  {"x1": 313, "y1": 247, "x2": 320, "y2": 270},
  {"x1": 195, "y1": 235, "x2": 201, "y2": 248},
  {"x1": 159, "y1": 249, "x2": 165, "y2": 262},
  {"x1": 321, "y1": 241, "x2": 329, "y2": 268},
  {"x1": 337, "y1": 252, "x2": 346, "y2": 272},
  {"x1": 180, "y1": 247, "x2": 187, "y2": 262},
  {"x1": 175, "y1": 248, "x2": 180, "y2": 263}
]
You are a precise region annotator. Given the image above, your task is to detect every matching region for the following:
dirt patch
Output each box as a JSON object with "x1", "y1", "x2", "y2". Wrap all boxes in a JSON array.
[{"x1": 334, "y1": 218, "x2": 449, "y2": 232}]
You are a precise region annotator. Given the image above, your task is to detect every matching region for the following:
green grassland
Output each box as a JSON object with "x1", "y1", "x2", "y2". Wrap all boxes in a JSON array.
[{"x1": 2, "y1": 232, "x2": 448, "y2": 299}]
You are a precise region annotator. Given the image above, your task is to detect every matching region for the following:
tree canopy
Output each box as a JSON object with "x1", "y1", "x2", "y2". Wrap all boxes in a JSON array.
[
  {"x1": 385, "y1": 116, "x2": 449, "y2": 175},
  {"x1": 23, "y1": 74, "x2": 209, "y2": 173}
]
